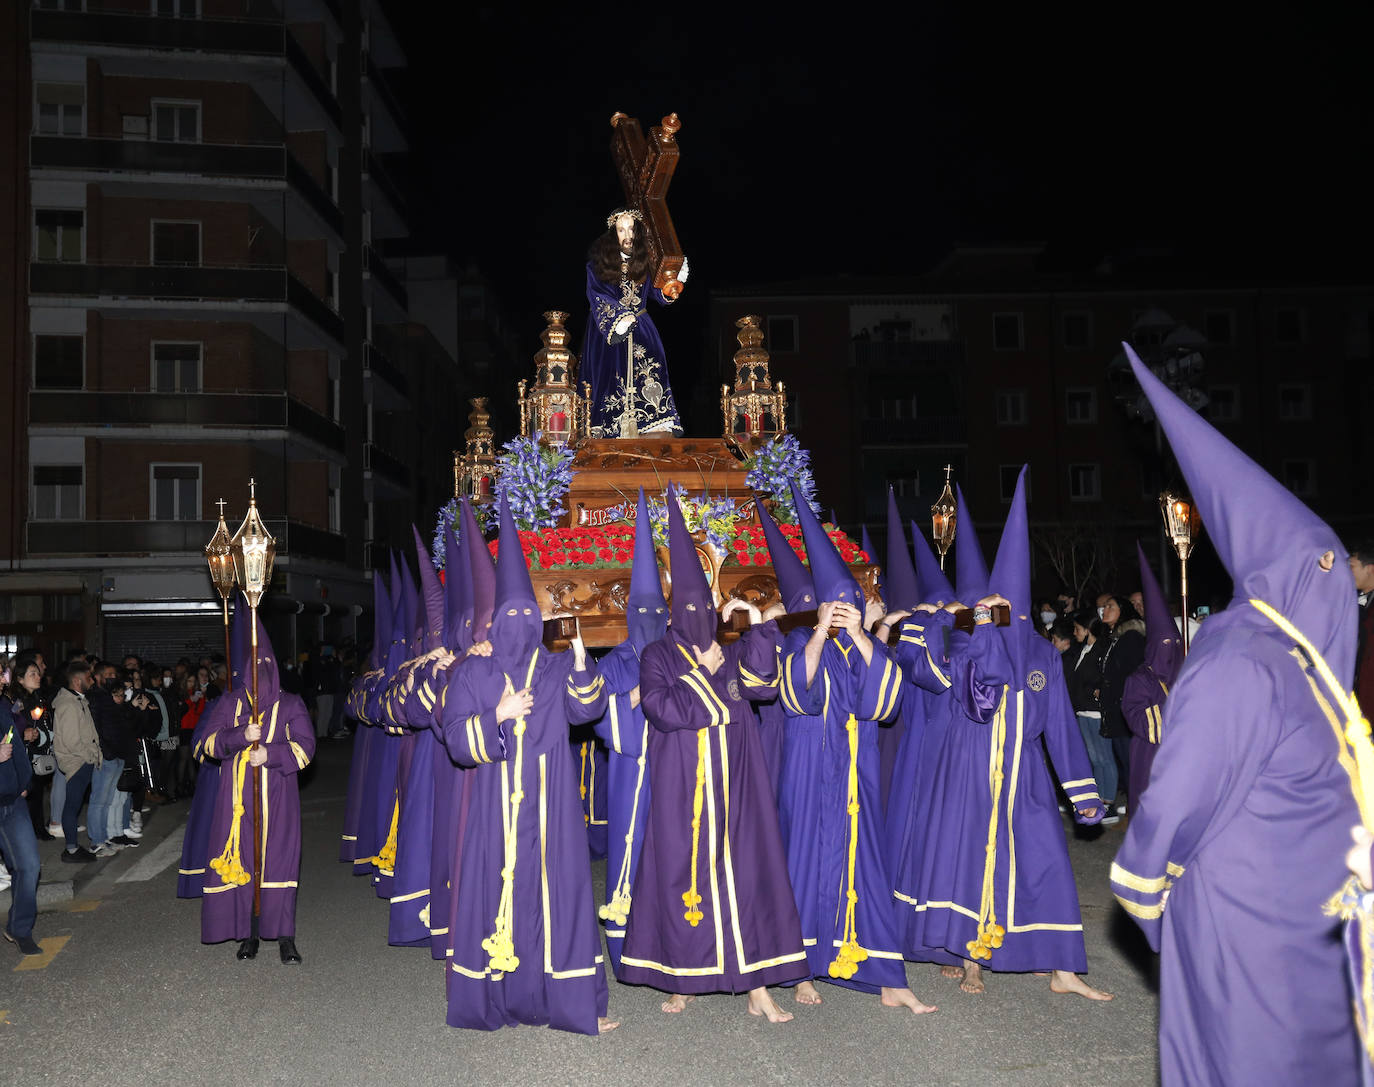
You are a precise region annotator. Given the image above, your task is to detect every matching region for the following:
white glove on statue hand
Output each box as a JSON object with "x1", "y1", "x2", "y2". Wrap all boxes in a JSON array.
[
  {"x1": 677, "y1": 257, "x2": 689, "y2": 284},
  {"x1": 612, "y1": 313, "x2": 635, "y2": 337}
]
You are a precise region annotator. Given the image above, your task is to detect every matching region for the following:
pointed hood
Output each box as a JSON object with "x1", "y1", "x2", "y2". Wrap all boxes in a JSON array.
[
  {"x1": 910, "y1": 519, "x2": 956, "y2": 606},
  {"x1": 443, "y1": 521, "x2": 474, "y2": 654},
  {"x1": 412, "y1": 524, "x2": 445, "y2": 654},
  {"x1": 883, "y1": 490, "x2": 919, "y2": 610},
  {"x1": 399, "y1": 552, "x2": 422, "y2": 656},
  {"x1": 385, "y1": 552, "x2": 407, "y2": 673},
  {"x1": 489, "y1": 494, "x2": 541, "y2": 668},
  {"x1": 1136, "y1": 541, "x2": 1183, "y2": 686},
  {"x1": 757, "y1": 495, "x2": 815, "y2": 612},
  {"x1": 462, "y1": 498, "x2": 495, "y2": 643},
  {"x1": 626, "y1": 488, "x2": 669, "y2": 649},
  {"x1": 667, "y1": 491, "x2": 716, "y2": 649},
  {"x1": 368, "y1": 572, "x2": 392, "y2": 671},
  {"x1": 954, "y1": 485, "x2": 990, "y2": 604},
  {"x1": 1126, "y1": 344, "x2": 1355, "y2": 681},
  {"x1": 248, "y1": 606, "x2": 280, "y2": 708},
  {"x1": 861, "y1": 523, "x2": 884, "y2": 602},
  {"x1": 792, "y1": 480, "x2": 864, "y2": 611},
  {"x1": 989, "y1": 466, "x2": 1031, "y2": 616},
  {"x1": 226, "y1": 591, "x2": 252, "y2": 692}
]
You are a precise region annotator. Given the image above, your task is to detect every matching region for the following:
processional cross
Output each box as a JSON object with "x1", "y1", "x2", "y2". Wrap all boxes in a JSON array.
[{"x1": 608, "y1": 111, "x2": 684, "y2": 438}]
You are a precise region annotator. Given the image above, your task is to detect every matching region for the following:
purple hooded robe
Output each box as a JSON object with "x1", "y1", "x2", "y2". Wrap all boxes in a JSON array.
[{"x1": 1112, "y1": 345, "x2": 1360, "y2": 1086}]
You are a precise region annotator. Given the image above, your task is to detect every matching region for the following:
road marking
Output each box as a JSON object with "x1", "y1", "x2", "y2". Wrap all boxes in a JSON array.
[
  {"x1": 0, "y1": 1009, "x2": 10, "y2": 1025},
  {"x1": 117, "y1": 826, "x2": 186, "y2": 883},
  {"x1": 62, "y1": 898, "x2": 101, "y2": 913},
  {"x1": 13, "y1": 934, "x2": 70, "y2": 972}
]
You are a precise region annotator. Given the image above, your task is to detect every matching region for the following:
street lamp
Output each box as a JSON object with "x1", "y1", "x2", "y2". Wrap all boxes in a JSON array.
[
  {"x1": 930, "y1": 464, "x2": 957, "y2": 570},
  {"x1": 229, "y1": 478, "x2": 275, "y2": 920},
  {"x1": 204, "y1": 498, "x2": 237, "y2": 693},
  {"x1": 1159, "y1": 490, "x2": 1202, "y2": 653}
]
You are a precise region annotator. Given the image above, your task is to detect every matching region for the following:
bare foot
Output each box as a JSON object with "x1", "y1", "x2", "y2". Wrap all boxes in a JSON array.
[
  {"x1": 598, "y1": 1016, "x2": 620, "y2": 1033},
  {"x1": 795, "y1": 980, "x2": 823, "y2": 1005},
  {"x1": 880, "y1": 986, "x2": 937, "y2": 1014},
  {"x1": 959, "y1": 960, "x2": 985, "y2": 995},
  {"x1": 1049, "y1": 970, "x2": 1114, "y2": 1001},
  {"x1": 660, "y1": 993, "x2": 694, "y2": 1014},
  {"x1": 747, "y1": 986, "x2": 795, "y2": 1023},
  {"x1": 939, "y1": 964, "x2": 965, "y2": 981}
]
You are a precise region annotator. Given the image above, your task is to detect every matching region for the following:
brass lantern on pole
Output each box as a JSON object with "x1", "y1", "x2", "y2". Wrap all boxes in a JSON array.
[
  {"x1": 930, "y1": 465, "x2": 957, "y2": 571},
  {"x1": 228, "y1": 478, "x2": 275, "y2": 920},
  {"x1": 204, "y1": 498, "x2": 237, "y2": 693},
  {"x1": 1159, "y1": 490, "x2": 1202, "y2": 653}
]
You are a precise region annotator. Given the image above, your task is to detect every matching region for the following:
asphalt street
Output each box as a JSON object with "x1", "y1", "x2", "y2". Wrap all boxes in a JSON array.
[{"x1": 2, "y1": 738, "x2": 1159, "y2": 1087}]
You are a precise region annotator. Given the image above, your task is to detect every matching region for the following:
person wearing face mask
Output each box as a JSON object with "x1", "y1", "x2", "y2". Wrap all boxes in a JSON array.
[
  {"x1": 8, "y1": 657, "x2": 55, "y2": 840},
  {"x1": 590, "y1": 490, "x2": 670, "y2": 977},
  {"x1": 438, "y1": 496, "x2": 616, "y2": 1035},
  {"x1": 618, "y1": 493, "x2": 807, "y2": 1024},
  {"x1": 1097, "y1": 594, "x2": 1146, "y2": 815},
  {"x1": 1037, "y1": 600, "x2": 1060, "y2": 635}
]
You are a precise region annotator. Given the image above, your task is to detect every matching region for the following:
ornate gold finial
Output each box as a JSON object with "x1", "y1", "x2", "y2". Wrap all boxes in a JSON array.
[
  {"x1": 454, "y1": 397, "x2": 497, "y2": 500},
  {"x1": 722, "y1": 314, "x2": 788, "y2": 446},
  {"x1": 518, "y1": 311, "x2": 590, "y2": 446}
]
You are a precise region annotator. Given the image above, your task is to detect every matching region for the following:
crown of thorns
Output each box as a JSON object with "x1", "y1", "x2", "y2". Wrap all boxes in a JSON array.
[{"x1": 606, "y1": 208, "x2": 644, "y2": 229}]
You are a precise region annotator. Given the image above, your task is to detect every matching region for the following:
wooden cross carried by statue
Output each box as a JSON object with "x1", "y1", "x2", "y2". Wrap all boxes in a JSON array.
[{"x1": 609, "y1": 111, "x2": 685, "y2": 299}]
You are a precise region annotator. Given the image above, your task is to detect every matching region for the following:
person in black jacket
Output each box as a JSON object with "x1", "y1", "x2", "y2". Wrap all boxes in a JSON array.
[
  {"x1": 1, "y1": 704, "x2": 42, "y2": 954},
  {"x1": 1096, "y1": 595, "x2": 1146, "y2": 814},
  {"x1": 7, "y1": 659, "x2": 55, "y2": 839},
  {"x1": 1064, "y1": 611, "x2": 1118, "y2": 824}
]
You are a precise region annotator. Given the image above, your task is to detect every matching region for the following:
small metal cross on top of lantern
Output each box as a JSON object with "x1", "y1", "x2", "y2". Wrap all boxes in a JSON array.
[{"x1": 930, "y1": 465, "x2": 957, "y2": 570}]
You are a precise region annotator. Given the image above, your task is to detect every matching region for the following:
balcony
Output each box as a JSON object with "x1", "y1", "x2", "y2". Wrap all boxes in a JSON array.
[
  {"x1": 29, "y1": 391, "x2": 346, "y2": 455},
  {"x1": 363, "y1": 341, "x2": 409, "y2": 397},
  {"x1": 851, "y1": 340, "x2": 966, "y2": 368},
  {"x1": 27, "y1": 519, "x2": 347, "y2": 564},
  {"x1": 364, "y1": 151, "x2": 406, "y2": 217},
  {"x1": 30, "y1": 261, "x2": 344, "y2": 344},
  {"x1": 856, "y1": 416, "x2": 969, "y2": 446},
  {"x1": 285, "y1": 33, "x2": 343, "y2": 129},
  {"x1": 31, "y1": 7, "x2": 284, "y2": 56},
  {"x1": 364, "y1": 245, "x2": 408, "y2": 312},
  {"x1": 364, "y1": 57, "x2": 408, "y2": 130},
  {"x1": 363, "y1": 441, "x2": 411, "y2": 488}
]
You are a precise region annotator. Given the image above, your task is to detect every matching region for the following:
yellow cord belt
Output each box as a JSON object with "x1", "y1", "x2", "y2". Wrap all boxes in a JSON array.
[
  {"x1": 828, "y1": 712, "x2": 868, "y2": 978},
  {"x1": 967, "y1": 688, "x2": 1010, "y2": 961},
  {"x1": 209, "y1": 700, "x2": 272, "y2": 888},
  {"x1": 682, "y1": 727, "x2": 708, "y2": 926},
  {"x1": 481, "y1": 650, "x2": 539, "y2": 974},
  {"x1": 600, "y1": 720, "x2": 649, "y2": 928}
]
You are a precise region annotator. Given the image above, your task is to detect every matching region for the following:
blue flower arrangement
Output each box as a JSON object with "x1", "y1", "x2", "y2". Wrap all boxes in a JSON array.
[
  {"x1": 744, "y1": 434, "x2": 820, "y2": 523},
  {"x1": 493, "y1": 433, "x2": 576, "y2": 531}
]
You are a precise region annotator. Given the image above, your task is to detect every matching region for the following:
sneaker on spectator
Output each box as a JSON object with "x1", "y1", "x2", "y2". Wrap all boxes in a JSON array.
[
  {"x1": 110, "y1": 834, "x2": 141, "y2": 848},
  {"x1": 0, "y1": 865, "x2": 10, "y2": 892},
  {"x1": 46, "y1": 822, "x2": 63, "y2": 838},
  {"x1": 60, "y1": 847, "x2": 96, "y2": 864},
  {"x1": 91, "y1": 843, "x2": 118, "y2": 858},
  {"x1": 139, "y1": 805, "x2": 151, "y2": 814},
  {"x1": 1100, "y1": 814, "x2": 1121, "y2": 826},
  {"x1": 1115, "y1": 803, "x2": 1127, "y2": 815},
  {"x1": 130, "y1": 811, "x2": 143, "y2": 830},
  {"x1": 121, "y1": 825, "x2": 143, "y2": 839}
]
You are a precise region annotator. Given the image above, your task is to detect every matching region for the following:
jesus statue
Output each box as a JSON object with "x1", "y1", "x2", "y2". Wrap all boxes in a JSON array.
[{"x1": 582, "y1": 208, "x2": 686, "y2": 438}]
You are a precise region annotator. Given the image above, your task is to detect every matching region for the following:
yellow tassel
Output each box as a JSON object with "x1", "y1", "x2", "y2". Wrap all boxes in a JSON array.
[
  {"x1": 828, "y1": 714, "x2": 867, "y2": 979},
  {"x1": 682, "y1": 728, "x2": 708, "y2": 927}
]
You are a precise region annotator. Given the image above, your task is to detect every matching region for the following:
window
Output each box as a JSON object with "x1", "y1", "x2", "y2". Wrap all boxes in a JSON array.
[
  {"x1": 1275, "y1": 307, "x2": 1307, "y2": 344},
  {"x1": 150, "y1": 464, "x2": 200, "y2": 521},
  {"x1": 154, "y1": 0, "x2": 200, "y2": 14},
  {"x1": 32, "y1": 465, "x2": 83, "y2": 521},
  {"x1": 767, "y1": 316, "x2": 798, "y2": 353},
  {"x1": 1061, "y1": 310, "x2": 1093, "y2": 351},
  {"x1": 992, "y1": 312, "x2": 1024, "y2": 351},
  {"x1": 1204, "y1": 309, "x2": 1234, "y2": 345},
  {"x1": 327, "y1": 484, "x2": 341, "y2": 533},
  {"x1": 33, "y1": 334, "x2": 83, "y2": 389},
  {"x1": 1065, "y1": 386, "x2": 1097, "y2": 424},
  {"x1": 152, "y1": 342, "x2": 202, "y2": 392},
  {"x1": 34, "y1": 209, "x2": 83, "y2": 262},
  {"x1": 1277, "y1": 383, "x2": 1312, "y2": 421},
  {"x1": 37, "y1": 0, "x2": 84, "y2": 9},
  {"x1": 999, "y1": 465, "x2": 1030, "y2": 503},
  {"x1": 1207, "y1": 384, "x2": 1240, "y2": 422},
  {"x1": 1282, "y1": 460, "x2": 1315, "y2": 498},
  {"x1": 995, "y1": 389, "x2": 1027, "y2": 426},
  {"x1": 152, "y1": 220, "x2": 200, "y2": 266},
  {"x1": 151, "y1": 99, "x2": 200, "y2": 143},
  {"x1": 1068, "y1": 463, "x2": 1101, "y2": 502},
  {"x1": 887, "y1": 473, "x2": 922, "y2": 499},
  {"x1": 35, "y1": 83, "x2": 84, "y2": 137}
]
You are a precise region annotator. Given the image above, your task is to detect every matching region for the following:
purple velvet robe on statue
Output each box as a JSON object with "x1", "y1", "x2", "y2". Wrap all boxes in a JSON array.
[
  {"x1": 776, "y1": 627, "x2": 907, "y2": 991},
  {"x1": 582, "y1": 262, "x2": 681, "y2": 438},
  {"x1": 619, "y1": 626, "x2": 808, "y2": 994},
  {"x1": 439, "y1": 646, "x2": 610, "y2": 1035},
  {"x1": 200, "y1": 682, "x2": 316, "y2": 943}
]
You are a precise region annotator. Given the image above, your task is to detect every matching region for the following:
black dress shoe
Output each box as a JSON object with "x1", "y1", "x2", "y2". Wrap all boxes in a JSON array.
[
  {"x1": 236, "y1": 938, "x2": 259, "y2": 960},
  {"x1": 278, "y1": 938, "x2": 302, "y2": 964}
]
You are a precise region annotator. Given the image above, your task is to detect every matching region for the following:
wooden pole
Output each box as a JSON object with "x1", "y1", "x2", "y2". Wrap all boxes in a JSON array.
[{"x1": 223, "y1": 597, "x2": 233, "y2": 695}]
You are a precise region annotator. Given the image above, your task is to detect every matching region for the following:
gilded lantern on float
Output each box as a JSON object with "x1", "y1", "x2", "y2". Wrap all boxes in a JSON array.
[
  {"x1": 454, "y1": 397, "x2": 498, "y2": 501},
  {"x1": 721, "y1": 314, "x2": 787, "y2": 446},
  {"x1": 517, "y1": 311, "x2": 590, "y2": 446},
  {"x1": 931, "y1": 465, "x2": 957, "y2": 570}
]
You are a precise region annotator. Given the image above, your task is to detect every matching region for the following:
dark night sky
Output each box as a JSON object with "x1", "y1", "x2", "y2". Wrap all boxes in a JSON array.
[{"x1": 387, "y1": 6, "x2": 1373, "y2": 356}]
